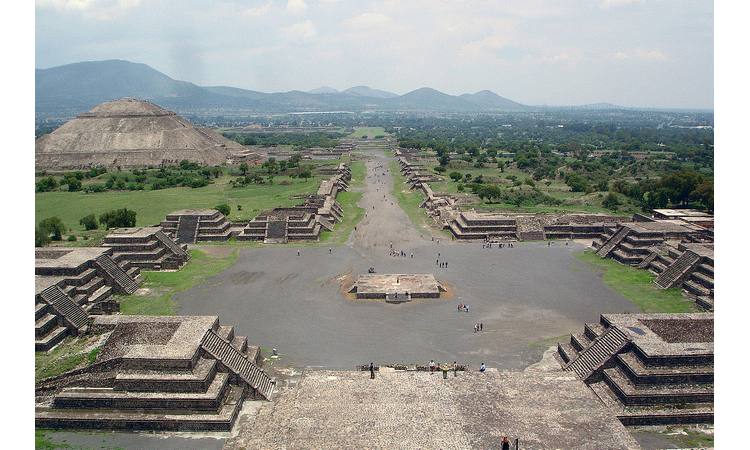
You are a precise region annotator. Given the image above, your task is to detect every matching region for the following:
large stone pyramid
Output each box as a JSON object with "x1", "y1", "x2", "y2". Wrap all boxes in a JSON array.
[{"x1": 35, "y1": 98, "x2": 251, "y2": 169}]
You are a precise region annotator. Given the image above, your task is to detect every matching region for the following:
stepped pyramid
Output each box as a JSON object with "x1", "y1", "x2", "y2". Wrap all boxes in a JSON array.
[{"x1": 35, "y1": 98, "x2": 251, "y2": 169}]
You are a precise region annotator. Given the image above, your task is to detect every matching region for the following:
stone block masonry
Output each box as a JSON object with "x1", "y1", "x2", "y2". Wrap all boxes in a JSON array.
[
  {"x1": 36, "y1": 315, "x2": 272, "y2": 432},
  {"x1": 558, "y1": 313, "x2": 713, "y2": 426}
]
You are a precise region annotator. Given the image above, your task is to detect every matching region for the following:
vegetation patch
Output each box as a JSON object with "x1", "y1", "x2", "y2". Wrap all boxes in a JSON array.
[
  {"x1": 35, "y1": 335, "x2": 101, "y2": 382},
  {"x1": 118, "y1": 248, "x2": 239, "y2": 315},
  {"x1": 576, "y1": 250, "x2": 698, "y2": 313},
  {"x1": 320, "y1": 160, "x2": 366, "y2": 243},
  {"x1": 389, "y1": 161, "x2": 438, "y2": 234}
]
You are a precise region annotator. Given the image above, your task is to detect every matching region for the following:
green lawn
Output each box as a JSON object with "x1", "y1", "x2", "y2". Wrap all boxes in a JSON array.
[
  {"x1": 36, "y1": 175, "x2": 324, "y2": 233},
  {"x1": 348, "y1": 127, "x2": 386, "y2": 139},
  {"x1": 118, "y1": 248, "x2": 239, "y2": 315},
  {"x1": 35, "y1": 335, "x2": 101, "y2": 382},
  {"x1": 389, "y1": 160, "x2": 444, "y2": 235},
  {"x1": 576, "y1": 251, "x2": 698, "y2": 313},
  {"x1": 320, "y1": 160, "x2": 366, "y2": 244}
]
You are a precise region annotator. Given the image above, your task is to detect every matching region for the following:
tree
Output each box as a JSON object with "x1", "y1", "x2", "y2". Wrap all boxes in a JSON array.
[
  {"x1": 215, "y1": 204, "x2": 231, "y2": 216},
  {"x1": 67, "y1": 178, "x2": 82, "y2": 191},
  {"x1": 449, "y1": 172, "x2": 462, "y2": 182},
  {"x1": 239, "y1": 162, "x2": 249, "y2": 175},
  {"x1": 99, "y1": 208, "x2": 137, "y2": 229},
  {"x1": 36, "y1": 176, "x2": 58, "y2": 192},
  {"x1": 298, "y1": 169, "x2": 313, "y2": 180},
  {"x1": 602, "y1": 192, "x2": 621, "y2": 210},
  {"x1": 39, "y1": 217, "x2": 66, "y2": 241},
  {"x1": 79, "y1": 214, "x2": 98, "y2": 231},
  {"x1": 438, "y1": 155, "x2": 450, "y2": 166},
  {"x1": 35, "y1": 227, "x2": 51, "y2": 247}
]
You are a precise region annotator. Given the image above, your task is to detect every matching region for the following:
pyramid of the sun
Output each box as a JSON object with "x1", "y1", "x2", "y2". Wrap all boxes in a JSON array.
[{"x1": 35, "y1": 98, "x2": 248, "y2": 169}]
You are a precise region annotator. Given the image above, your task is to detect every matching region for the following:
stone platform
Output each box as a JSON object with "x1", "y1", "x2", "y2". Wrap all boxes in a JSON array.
[
  {"x1": 349, "y1": 273, "x2": 445, "y2": 300},
  {"x1": 226, "y1": 369, "x2": 638, "y2": 449},
  {"x1": 558, "y1": 313, "x2": 713, "y2": 425},
  {"x1": 36, "y1": 315, "x2": 274, "y2": 432}
]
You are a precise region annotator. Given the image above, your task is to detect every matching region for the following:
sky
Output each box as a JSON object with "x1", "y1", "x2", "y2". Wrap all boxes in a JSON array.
[{"x1": 35, "y1": 0, "x2": 714, "y2": 109}]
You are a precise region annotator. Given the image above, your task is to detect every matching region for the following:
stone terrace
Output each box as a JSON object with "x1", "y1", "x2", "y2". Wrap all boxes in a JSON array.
[
  {"x1": 36, "y1": 315, "x2": 273, "y2": 432},
  {"x1": 160, "y1": 209, "x2": 240, "y2": 244},
  {"x1": 558, "y1": 313, "x2": 713, "y2": 426},
  {"x1": 35, "y1": 247, "x2": 142, "y2": 351},
  {"x1": 643, "y1": 242, "x2": 714, "y2": 310},
  {"x1": 103, "y1": 227, "x2": 189, "y2": 271},
  {"x1": 226, "y1": 369, "x2": 638, "y2": 450},
  {"x1": 349, "y1": 273, "x2": 445, "y2": 301}
]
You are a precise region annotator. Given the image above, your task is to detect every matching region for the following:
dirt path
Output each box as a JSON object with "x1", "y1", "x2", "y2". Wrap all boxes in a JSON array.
[{"x1": 351, "y1": 151, "x2": 426, "y2": 252}]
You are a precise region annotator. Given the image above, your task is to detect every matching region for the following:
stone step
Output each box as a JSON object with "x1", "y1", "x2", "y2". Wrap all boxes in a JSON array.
[
  {"x1": 617, "y1": 352, "x2": 713, "y2": 385},
  {"x1": 36, "y1": 313, "x2": 59, "y2": 337},
  {"x1": 654, "y1": 251, "x2": 700, "y2": 289},
  {"x1": 603, "y1": 366, "x2": 713, "y2": 406},
  {"x1": 36, "y1": 325, "x2": 69, "y2": 352},
  {"x1": 35, "y1": 302, "x2": 49, "y2": 320},
  {"x1": 88, "y1": 285, "x2": 113, "y2": 305},
  {"x1": 218, "y1": 325, "x2": 234, "y2": 342},
  {"x1": 690, "y1": 271, "x2": 714, "y2": 289},
  {"x1": 684, "y1": 280, "x2": 711, "y2": 297},
  {"x1": 114, "y1": 358, "x2": 218, "y2": 393},
  {"x1": 570, "y1": 333, "x2": 593, "y2": 352},
  {"x1": 231, "y1": 335, "x2": 248, "y2": 354},
  {"x1": 585, "y1": 323, "x2": 606, "y2": 340},
  {"x1": 54, "y1": 372, "x2": 230, "y2": 411},
  {"x1": 557, "y1": 342, "x2": 578, "y2": 364},
  {"x1": 588, "y1": 380, "x2": 622, "y2": 410},
  {"x1": 617, "y1": 404, "x2": 714, "y2": 426},
  {"x1": 75, "y1": 276, "x2": 105, "y2": 296},
  {"x1": 36, "y1": 384, "x2": 245, "y2": 432},
  {"x1": 66, "y1": 268, "x2": 97, "y2": 286}
]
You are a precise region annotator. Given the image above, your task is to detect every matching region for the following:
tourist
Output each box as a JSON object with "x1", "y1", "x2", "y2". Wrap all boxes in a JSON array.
[
  {"x1": 410, "y1": 253, "x2": 414, "y2": 258},
  {"x1": 297, "y1": 250, "x2": 300, "y2": 256},
  {"x1": 429, "y1": 360, "x2": 436, "y2": 372},
  {"x1": 453, "y1": 361, "x2": 458, "y2": 377},
  {"x1": 329, "y1": 248, "x2": 332, "y2": 254},
  {"x1": 480, "y1": 323, "x2": 483, "y2": 331},
  {"x1": 474, "y1": 323, "x2": 478, "y2": 333},
  {"x1": 501, "y1": 436, "x2": 510, "y2": 450},
  {"x1": 369, "y1": 362, "x2": 375, "y2": 379},
  {"x1": 445, "y1": 262, "x2": 448, "y2": 268},
  {"x1": 480, "y1": 362, "x2": 486, "y2": 372},
  {"x1": 436, "y1": 259, "x2": 439, "y2": 265}
]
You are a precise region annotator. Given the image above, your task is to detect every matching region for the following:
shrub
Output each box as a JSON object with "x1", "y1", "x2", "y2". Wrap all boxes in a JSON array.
[
  {"x1": 66, "y1": 179, "x2": 82, "y2": 191},
  {"x1": 84, "y1": 183, "x2": 107, "y2": 193},
  {"x1": 433, "y1": 165, "x2": 446, "y2": 173},
  {"x1": 67, "y1": 235, "x2": 77, "y2": 242},
  {"x1": 36, "y1": 176, "x2": 58, "y2": 192},
  {"x1": 38, "y1": 217, "x2": 66, "y2": 241},
  {"x1": 79, "y1": 214, "x2": 98, "y2": 231},
  {"x1": 35, "y1": 227, "x2": 51, "y2": 247},
  {"x1": 602, "y1": 192, "x2": 622, "y2": 210},
  {"x1": 215, "y1": 204, "x2": 231, "y2": 216},
  {"x1": 449, "y1": 172, "x2": 462, "y2": 182},
  {"x1": 99, "y1": 208, "x2": 136, "y2": 229}
]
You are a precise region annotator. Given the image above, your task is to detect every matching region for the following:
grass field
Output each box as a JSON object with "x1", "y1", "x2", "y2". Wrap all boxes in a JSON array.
[
  {"x1": 35, "y1": 334, "x2": 101, "y2": 382},
  {"x1": 389, "y1": 160, "x2": 445, "y2": 236},
  {"x1": 576, "y1": 251, "x2": 698, "y2": 313},
  {"x1": 36, "y1": 175, "x2": 324, "y2": 233},
  {"x1": 348, "y1": 127, "x2": 386, "y2": 139},
  {"x1": 319, "y1": 160, "x2": 366, "y2": 243},
  {"x1": 118, "y1": 249, "x2": 239, "y2": 315}
]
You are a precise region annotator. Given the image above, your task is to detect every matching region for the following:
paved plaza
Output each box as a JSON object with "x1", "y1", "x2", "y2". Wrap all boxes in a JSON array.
[{"x1": 226, "y1": 367, "x2": 639, "y2": 449}]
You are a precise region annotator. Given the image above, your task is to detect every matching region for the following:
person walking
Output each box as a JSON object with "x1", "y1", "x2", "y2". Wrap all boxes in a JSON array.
[
  {"x1": 480, "y1": 322, "x2": 483, "y2": 331},
  {"x1": 501, "y1": 436, "x2": 510, "y2": 450},
  {"x1": 297, "y1": 249, "x2": 300, "y2": 256},
  {"x1": 480, "y1": 362, "x2": 486, "y2": 372},
  {"x1": 429, "y1": 360, "x2": 436, "y2": 372},
  {"x1": 453, "y1": 361, "x2": 458, "y2": 377},
  {"x1": 369, "y1": 362, "x2": 375, "y2": 379}
]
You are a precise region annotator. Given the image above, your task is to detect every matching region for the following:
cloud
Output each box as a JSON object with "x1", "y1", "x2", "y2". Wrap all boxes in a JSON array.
[
  {"x1": 286, "y1": 0, "x2": 307, "y2": 15},
  {"x1": 282, "y1": 20, "x2": 317, "y2": 40},
  {"x1": 600, "y1": 0, "x2": 643, "y2": 8},
  {"x1": 36, "y1": 0, "x2": 143, "y2": 20},
  {"x1": 243, "y1": 2, "x2": 271, "y2": 17},
  {"x1": 609, "y1": 48, "x2": 667, "y2": 61},
  {"x1": 343, "y1": 12, "x2": 391, "y2": 29}
]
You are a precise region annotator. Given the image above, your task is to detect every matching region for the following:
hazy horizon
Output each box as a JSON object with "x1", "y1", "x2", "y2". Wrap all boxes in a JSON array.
[{"x1": 36, "y1": 0, "x2": 714, "y2": 109}]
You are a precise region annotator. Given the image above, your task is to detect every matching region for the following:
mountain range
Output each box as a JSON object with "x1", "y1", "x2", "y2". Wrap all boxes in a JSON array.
[{"x1": 36, "y1": 59, "x2": 617, "y2": 119}]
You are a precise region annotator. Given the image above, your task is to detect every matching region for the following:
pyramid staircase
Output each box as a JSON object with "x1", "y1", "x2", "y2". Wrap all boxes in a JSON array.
[
  {"x1": 201, "y1": 329, "x2": 274, "y2": 400},
  {"x1": 94, "y1": 255, "x2": 139, "y2": 294},
  {"x1": 176, "y1": 215, "x2": 200, "y2": 244},
  {"x1": 563, "y1": 326, "x2": 630, "y2": 380},
  {"x1": 654, "y1": 251, "x2": 701, "y2": 289},
  {"x1": 596, "y1": 226, "x2": 630, "y2": 257}
]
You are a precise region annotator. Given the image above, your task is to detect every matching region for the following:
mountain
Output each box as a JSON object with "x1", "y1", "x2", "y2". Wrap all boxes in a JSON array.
[
  {"x1": 459, "y1": 90, "x2": 527, "y2": 111},
  {"x1": 387, "y1": 87, "x2": 476, "y2": 111},
  {"x1": 308, "y1": 86, "x2": 339, "y2": 94},
  {"x1": 36, "y1": 59, "x2": 535, "y2": 119},
  {"x1": 343, "y1": 86, "x2": 398, "y2": 99}
]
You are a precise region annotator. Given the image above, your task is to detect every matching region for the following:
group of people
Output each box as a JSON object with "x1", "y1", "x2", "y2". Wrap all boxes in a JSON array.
[
  {"x1": 482, "y1": 242, "x2": 513, "y2": 248},
  {"x1": 473, "y1": 322, "x2": 484, "y2": 332},
  {"x1": 457, "y1": 303, "x2": 469, "y2": 312}
]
